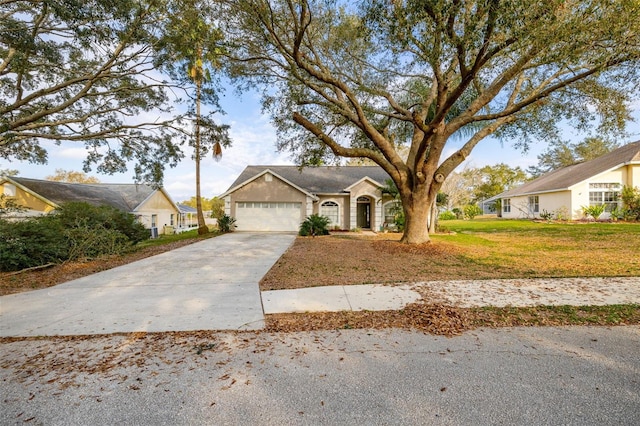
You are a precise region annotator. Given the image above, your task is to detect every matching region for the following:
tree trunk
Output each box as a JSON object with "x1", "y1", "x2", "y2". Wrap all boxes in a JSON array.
[
  {"x1": 194, "y1": 69, "x2": 208, "y2": 235},
  {"x1": 400, "y1": 190, "x2": 433, "y2": 244}
]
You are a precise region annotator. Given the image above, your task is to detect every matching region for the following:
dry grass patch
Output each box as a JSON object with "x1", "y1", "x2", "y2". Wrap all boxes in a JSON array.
[{"x1": 261, "y1": 221, "x2": 640, "y2": 290}]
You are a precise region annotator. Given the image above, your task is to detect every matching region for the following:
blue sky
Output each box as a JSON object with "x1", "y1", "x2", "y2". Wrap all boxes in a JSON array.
[{"x1": 5, "y1": 89, "x2": 640, "y2": 203}]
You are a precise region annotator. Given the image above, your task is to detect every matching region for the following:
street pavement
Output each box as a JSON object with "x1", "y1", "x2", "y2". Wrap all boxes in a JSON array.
[
  {"x1": 0, "y1": 233, "x2": 296, "y2": 337},
  {"x1": 1, "y1": 326, "x2": 639, "y2": 425}
]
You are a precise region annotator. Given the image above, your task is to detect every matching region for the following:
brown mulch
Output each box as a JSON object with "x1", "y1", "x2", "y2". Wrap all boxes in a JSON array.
[
  {"x1": 0, "y1": 239, "x2": 207, "y2": 296},
  {"x1": 265, "y1": 303, "x2": 640, "y2": 335}
]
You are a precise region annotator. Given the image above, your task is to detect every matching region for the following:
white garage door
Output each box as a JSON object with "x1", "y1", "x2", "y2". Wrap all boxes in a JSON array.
[{"x1": 235, "y1": 202, "x2": 302, "y2": 231}]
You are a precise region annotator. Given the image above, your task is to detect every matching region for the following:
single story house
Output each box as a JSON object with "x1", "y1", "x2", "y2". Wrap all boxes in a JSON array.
[
  {"x1": 0, "y1": 176, "x2": 180, "y2": 235},
  {"x1": 220, "y1": 166, "x2": 398, "y2": 232},
  {"x1": 494, "y1": 140, "x2": 640, "y2": 219}
]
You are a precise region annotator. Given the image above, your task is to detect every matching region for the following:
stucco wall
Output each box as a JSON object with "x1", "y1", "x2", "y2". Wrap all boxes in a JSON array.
[
  {"x1": 135, "y1": 191, "x2": 179, "y2": 234},
  {"x1": 1, "y1": 182, "x2": 56, "y2": 213},
  {"x1": 630, "y1": 164, "x2": 640, "y2": 187},
  {"x1": 315, "y1": 195, "x2": 350, "y2": 229},
  {"x1": 348, "y1": 180, "x2": 382, "y2": 230}
]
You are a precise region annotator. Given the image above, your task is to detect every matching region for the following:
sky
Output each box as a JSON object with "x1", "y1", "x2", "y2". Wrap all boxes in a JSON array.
[{"x1": 5, "y1": 88, "x2": 640, "y2": 203}]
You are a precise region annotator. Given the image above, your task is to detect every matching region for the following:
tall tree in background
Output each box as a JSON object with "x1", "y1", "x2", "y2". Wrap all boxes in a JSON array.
[
  {"x1": 0, "y1": 0, "x2": 186, "y2": 183},
  {"x1": 158, "y1": 0, "x2": 232, "y2": 234},
  {"x1": 472, "y1": 164, "x2": 528, "y2": 204},
  {"x1": 45, "y1": 169, "x2": 100, "y2": 183},
  {"x1": 225, "y1": 0, "x2": 640, "y2": 244},
  {"x1": 528, "y1": 137, "x2": 621, "y2": 177}
]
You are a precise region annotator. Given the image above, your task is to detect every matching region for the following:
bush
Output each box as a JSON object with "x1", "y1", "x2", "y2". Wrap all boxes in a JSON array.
[
  {"x1": 621, "y1": 186, "x2": 640, "y2": 221},
  {"x1": 217, "y1": 214, "x2": 237, "y2": 233},
  {"x1": 463, "y1": 204, "x2": 483, "y2": 220},
  {"x1": 0, "y1": 216, "x2": 69, "y2": 271},
  {"x1": 299, "y1": 214, "x2": 330, "y2": 236},
  {"x1": 55, "y1": 202, "x2": 148, "y2": 243},
  {"x1": 582, "y1": 204, "x2": 606, "y2": 221},
  {"x1": 452, "y1": 208, "x2": 463, "y2": 219},
  {"x1": 439, "y1": 211, "x2": 457, "y2": 221},
  {"x1": 65, "y1": 226, "x2": 131, "y2": 261}
]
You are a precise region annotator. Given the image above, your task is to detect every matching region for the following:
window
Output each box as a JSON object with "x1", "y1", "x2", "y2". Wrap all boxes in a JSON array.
[
  {"x1": 528, "y1": 196, "x2": 539, "y2": 213},
  {"x1": 3, "y1": 183, "x2": 16, "y2": 196},
  {"x1": 170, "y1": 214, "x2": 174, "y2": 226},
  {"x1": 384, "y1": 201, "x2": 401, "y2": 224},
  {"x1": 589, "y1": 183, "x2": 620, "y2": 212},
  {"x1": 503, "y1": 198, "x2": 511, "y2": 213},
  {"x1": 320, "y1": 201, "x2": 339, "y2": 226},
  {"x1": 151, "y1": 214, "x2": 157, "y2": 228}
]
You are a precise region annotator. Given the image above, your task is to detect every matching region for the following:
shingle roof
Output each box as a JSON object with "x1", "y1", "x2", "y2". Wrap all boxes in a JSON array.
[
  {"x1": 225, "y1": 166, "x2": 392, "y2": 195},
  {"x1": 7, "y1": 177, "x2": 157, "y2": 212},
  {"x1": 499, "y1": 140, "x2": 640, "y2": 198}
]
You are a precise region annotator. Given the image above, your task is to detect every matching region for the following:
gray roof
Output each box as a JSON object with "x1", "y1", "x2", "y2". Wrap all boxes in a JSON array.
[
  {"x1": 177, "y1": 203, "x2": 197, "y2": 213},
  {"x1": 499, "y1": 140, "x2": 640, "y2": 198},
  {"x1": 225, "y1": 166, "x2": 392, "y2": 195},
  {"x1": 7, "y1": 177, "x2": 157, "y2": 212}
]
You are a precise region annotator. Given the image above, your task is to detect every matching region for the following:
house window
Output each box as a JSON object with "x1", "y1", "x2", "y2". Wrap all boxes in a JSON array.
[
  {"x1": 384, "y1": 201, "x2": 401, "y2": 224},
  {"x1": 503, "y1": 198, "x2": 511, "y2": 213},
  {"x1": 589, "y1": 183, "x2": 620, "y2": 212},
  {"x1": 528, "y1": 196, "x2": 539, "y2": 213},
  {"x1": 3, "y1": 183, "x2": 16, "y2": 196},
  {"x1": 320, "y1": 201, "x2": 339, "y2": 225},
  {"x1": 151, "y1": 214, "x2": 157, "y2": 228},
  {"x1": 170, "y1": 214, "x2": 174, "y2": 226}
]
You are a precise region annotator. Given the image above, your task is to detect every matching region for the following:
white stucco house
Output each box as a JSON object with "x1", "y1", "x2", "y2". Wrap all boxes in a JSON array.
[{"x1": 494, "y1": 140, "x2": 640, "y2": 219}]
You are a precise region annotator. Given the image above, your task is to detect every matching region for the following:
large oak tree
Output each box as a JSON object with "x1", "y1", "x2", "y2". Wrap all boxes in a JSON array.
[
  {"x1": 0, "y1": 0, "x2": 186, "y2": 183},
  {"x1": 224, "y1": 0, "x2": 640, "y2": 243}
]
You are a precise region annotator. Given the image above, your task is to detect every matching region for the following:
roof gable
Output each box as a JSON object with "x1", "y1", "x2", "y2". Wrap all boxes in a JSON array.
[
  {"x1": 222, "y1": 166, "x2": 391, "y2": 196},
  {"x1": 500, "y1": 140, "x2": 640, "y2": 198},
  {"x1": 6, "y1": 177, "x2": 159, "y2": 212}
]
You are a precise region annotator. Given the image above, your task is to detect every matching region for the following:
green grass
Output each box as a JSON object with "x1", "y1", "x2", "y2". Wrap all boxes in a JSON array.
[{"x1": 135, "y1": 227, "x2": 220, "y2": 249}]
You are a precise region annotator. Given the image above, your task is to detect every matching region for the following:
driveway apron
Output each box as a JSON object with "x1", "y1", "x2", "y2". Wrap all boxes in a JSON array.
[{"x1": 0, "y1": 233, "x2": 296, "y2": 337}]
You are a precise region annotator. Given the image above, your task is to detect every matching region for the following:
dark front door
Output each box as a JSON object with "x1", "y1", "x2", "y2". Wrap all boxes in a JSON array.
[{"x1": 357, "y1": 199, "x2": 371, "y2": 228}]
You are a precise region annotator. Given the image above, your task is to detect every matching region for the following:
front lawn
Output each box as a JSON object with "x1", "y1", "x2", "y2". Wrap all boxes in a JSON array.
[{"x1": 260, "y1": 219, "x2": 640, "y2": 290}]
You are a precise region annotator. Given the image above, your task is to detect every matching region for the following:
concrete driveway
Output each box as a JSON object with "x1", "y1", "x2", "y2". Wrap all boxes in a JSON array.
[{"x1": 0, "y1": 232, "x2": 296, "y2": 337}]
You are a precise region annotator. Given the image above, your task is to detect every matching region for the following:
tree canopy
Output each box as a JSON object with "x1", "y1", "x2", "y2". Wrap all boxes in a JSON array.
[
  {"x1": 224, "y1": 0, "x2": 640, "y2": 243},
  {"x1": 45, "y1": 169, "x2": 100, "y2": 183},
  {"x1": 528, "y1": 137, "x2": 621, "y2": 177},
  {"x1": 0, "y1": 0, "x2": 189, "y2": 183}
]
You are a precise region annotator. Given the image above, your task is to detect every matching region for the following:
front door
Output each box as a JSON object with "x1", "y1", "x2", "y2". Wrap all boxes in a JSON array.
[{"x1": 357, "y1": 197, "x2": 371, "y2": 228}]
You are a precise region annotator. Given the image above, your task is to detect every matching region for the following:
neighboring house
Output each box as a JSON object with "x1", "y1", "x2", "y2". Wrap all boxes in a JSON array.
[
  {"x1": 177, "y1": 203, "x2": 198, "y2": 231},
  {"x1": 220, "y1": 166, "x2": 397, "y2": 232},
  {"x1": 495, "y1": 140, "x2": 640, "y2": 219},
  {"x1": 0, "y1": 176, "x2": 180, "y2": 235}
]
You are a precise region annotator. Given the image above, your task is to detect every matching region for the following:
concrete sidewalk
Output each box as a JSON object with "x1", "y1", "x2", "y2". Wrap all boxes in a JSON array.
[
  {"x1": 262, "y1": 277, "x2": 640, "y2": 314},
  {"x1": 0, "y1": 233, "x2": 296, "y2": 337}
]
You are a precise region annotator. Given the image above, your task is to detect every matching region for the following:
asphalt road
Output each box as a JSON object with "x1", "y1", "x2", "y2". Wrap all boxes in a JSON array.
[{"x1": 2, "y1": 326, "x2": 639, "y2": 425}]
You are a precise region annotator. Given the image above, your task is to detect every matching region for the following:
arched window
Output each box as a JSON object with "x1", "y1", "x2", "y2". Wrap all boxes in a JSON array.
[{"x1": 320, "y1": 201, "x2": 339, "y2": 226}]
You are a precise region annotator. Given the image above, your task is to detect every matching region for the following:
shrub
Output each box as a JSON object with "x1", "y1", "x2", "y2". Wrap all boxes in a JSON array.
[
  {"x1": 539, "y1": 209, "x2": 553, "y2": 221},
  {"x1": 65, "y1": 226, "x2": 131, "y2": 261},
  {"x1": 439, "y1": 210, "x2": 457, "y2": 220},
  {"x1": 582, "y1": 204, "x2": 606, "y2": 221},
  {"x1": 0, "y1": 216, "x2": 69, "y2": 271},
  {"x1": 452, "y1": 208, "x2": 463, "y2": 219},
  {"x1": 463, "y1": 204, "x2": 483, "y2": 220},
  {"x1": 299, "y1": 214, "x2": 330, "y2": 236},
  {"x1": 55, "y1": 202, "x2": 148, "y2": 243},
  {"x1": 217, "y1": 214, "x2": 237, "y2": 233},
  {"x1": 621, "y1": 186, "x2": 640, "y2": 221}
]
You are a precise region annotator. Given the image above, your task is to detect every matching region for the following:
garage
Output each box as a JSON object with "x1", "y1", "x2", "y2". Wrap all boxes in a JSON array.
[{"x1": 234, "y1": 202, "x2": 302, "y2": 231}]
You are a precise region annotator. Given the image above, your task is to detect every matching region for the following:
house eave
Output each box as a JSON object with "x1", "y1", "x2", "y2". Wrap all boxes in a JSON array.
[{"x1": 0, "y1": 176, "x2": 60, "y2": 209}]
